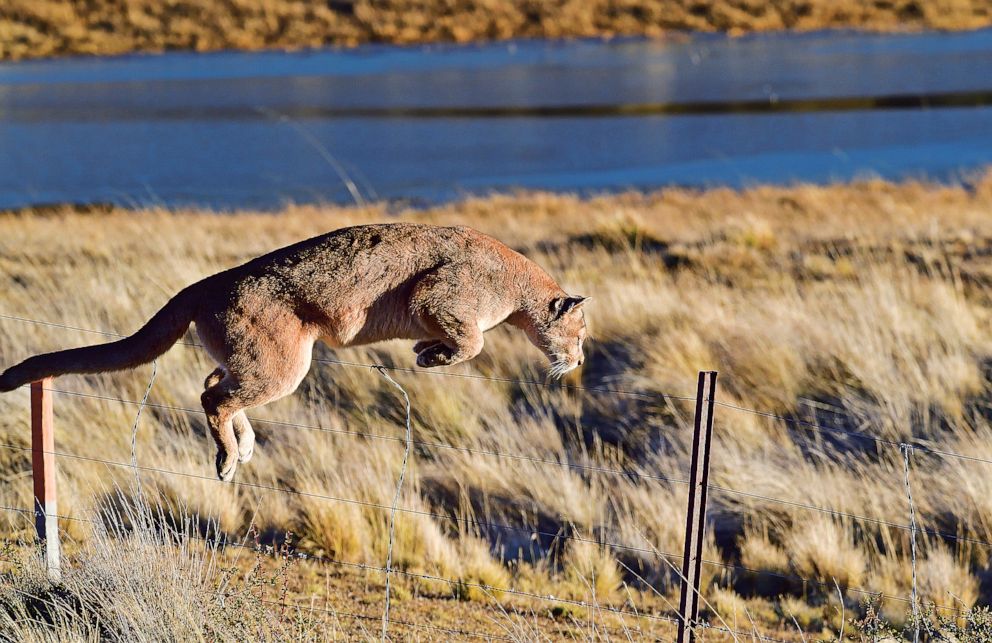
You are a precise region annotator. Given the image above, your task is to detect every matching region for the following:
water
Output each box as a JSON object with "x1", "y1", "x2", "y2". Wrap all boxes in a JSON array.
[{"x1": 1, "y1": 29, "x2": 991, "y2": 210}]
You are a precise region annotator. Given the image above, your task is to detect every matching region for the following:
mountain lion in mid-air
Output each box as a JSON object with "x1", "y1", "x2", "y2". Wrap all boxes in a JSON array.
[{"x1": 0, "y1": 223, "x2": 589, "y2": 481}]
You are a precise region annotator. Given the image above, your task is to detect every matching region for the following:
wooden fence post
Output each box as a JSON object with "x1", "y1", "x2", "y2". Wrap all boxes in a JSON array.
[
  {"x1": 31, "y1": 378, "x2": 61, "y2": 582},
  {"x1": 677, "y1": 371, "x2": 718, "y2": 643}
]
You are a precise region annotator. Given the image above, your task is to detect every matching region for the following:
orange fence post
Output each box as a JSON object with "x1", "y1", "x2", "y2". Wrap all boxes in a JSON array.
[{"x1": 31, "y1": 378, "x2": 61, "y2": 582}]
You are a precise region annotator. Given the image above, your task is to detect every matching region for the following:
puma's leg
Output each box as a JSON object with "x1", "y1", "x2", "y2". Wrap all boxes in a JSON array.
[
  {"x1": 205, "y1": 367, "x2": 254, "y2": 463},
  {"x1": 232, "y1": 414, "x2": 255, "y2": 463},
  {"x1": 204, "y1": 367, "x2": 225, "y2": 390},
  {"x1": 413, "y1": 317, "x2": 484, "y2": 368},
  {"x1": 201, "y1": 377, "x2": 241, "y2": 482},
  {"x1": 199, "y1": 314, "x2": 316, "y2": 480},
  {"x1": 416, "y1": 337, "x2": 483, "y2": 367},
  {"x1": 203, "y1": 364, "x2": 312, "y2": 481},
  {"x1": 409, "y1": 263, "x2": 488, "y2": 368}
]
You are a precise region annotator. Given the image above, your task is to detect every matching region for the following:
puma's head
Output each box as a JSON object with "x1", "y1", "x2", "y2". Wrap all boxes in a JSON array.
[{"x1": 529, "y1": 295, "x2": 590, "y2": 379}]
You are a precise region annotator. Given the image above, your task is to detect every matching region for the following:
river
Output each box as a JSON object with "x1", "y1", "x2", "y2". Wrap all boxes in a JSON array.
[{"x1": 1, "y1": 29, "x2": 990, "y2": 209}]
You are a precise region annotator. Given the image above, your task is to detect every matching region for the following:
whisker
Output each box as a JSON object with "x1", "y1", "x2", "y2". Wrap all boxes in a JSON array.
[{"x1": 546, "y1": 358, "x2": 576, "y2": 381}]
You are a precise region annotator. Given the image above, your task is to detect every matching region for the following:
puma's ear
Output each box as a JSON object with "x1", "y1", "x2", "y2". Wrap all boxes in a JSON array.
[{"x1": 550, "y1": 295, "x2": 590, "y2": 319}]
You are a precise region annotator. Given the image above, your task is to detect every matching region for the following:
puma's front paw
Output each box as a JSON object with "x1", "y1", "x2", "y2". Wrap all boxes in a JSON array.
[
  {"x1": 413, "y1": 340, "x2": 442, "y2": 354},
  {"x1": 416, "y1": 344, "x2": 454, "y2": 367}
]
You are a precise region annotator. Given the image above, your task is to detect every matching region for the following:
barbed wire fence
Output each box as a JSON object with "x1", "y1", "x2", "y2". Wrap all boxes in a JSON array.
[{"x1": 0, "y1": 312, "x2": 987, "y2": 640}]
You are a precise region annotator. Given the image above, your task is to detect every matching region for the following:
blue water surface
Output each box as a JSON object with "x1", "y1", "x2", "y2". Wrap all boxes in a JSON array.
[{"x1": 0, "y1": 29, "x2": 990, "y2": 209}]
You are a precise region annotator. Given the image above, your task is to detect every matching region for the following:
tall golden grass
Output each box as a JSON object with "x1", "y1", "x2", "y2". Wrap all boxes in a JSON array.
[
  {"x1": 3, "y1": 0, "x2": 992, "y2": 61},
  {"x1": 3, "y1": 173, "x2": 992, "y2": 638}
]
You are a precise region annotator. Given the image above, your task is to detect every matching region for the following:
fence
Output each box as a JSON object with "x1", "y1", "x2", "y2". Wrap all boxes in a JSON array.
[{"x1": 1, "y1": 311, "x2": 990, "y2": 641}]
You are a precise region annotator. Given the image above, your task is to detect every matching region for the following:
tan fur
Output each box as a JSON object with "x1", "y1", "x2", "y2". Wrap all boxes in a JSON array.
[{"x1": 0, "y1": 223, "x2": 588, "y2": 480}]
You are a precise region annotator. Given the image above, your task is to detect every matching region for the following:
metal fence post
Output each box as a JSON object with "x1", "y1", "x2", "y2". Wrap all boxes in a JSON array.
[
  {"x1": 677, "y1": 371, "x2": 718, "y2": 643},
  {"x1": 31, "y1": 378, "x2": 61, "y2": 582}
]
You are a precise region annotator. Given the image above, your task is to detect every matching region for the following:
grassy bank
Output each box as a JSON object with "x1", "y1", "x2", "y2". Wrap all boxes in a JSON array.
[
  {"x1": 3, "y1": 0, "x2": 992, "y2": 61},
  {"x1": 3, "y1": 174, "x2": 992, "y2": 638}
]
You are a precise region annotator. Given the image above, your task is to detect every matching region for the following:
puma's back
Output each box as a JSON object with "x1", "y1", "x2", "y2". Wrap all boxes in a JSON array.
[{"x1": 198, "y1": 223, "x2": 566, "y2": 347}]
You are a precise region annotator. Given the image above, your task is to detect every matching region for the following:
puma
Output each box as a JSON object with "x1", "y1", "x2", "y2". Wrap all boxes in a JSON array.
[{"x1": 0, "y1": 223, "x2": 589, "y2": 481}]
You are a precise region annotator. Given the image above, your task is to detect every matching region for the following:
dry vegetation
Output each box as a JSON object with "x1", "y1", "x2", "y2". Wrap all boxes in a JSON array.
[
  {"x1": 0, "y1": 507, "x2": 673, "y2": 641},
  {"x1": 3, "y1": 0, "x2": 992, "y2": 61},
  {"x1": 3, "y1": 173, "x2": 992, "y2": 638}
]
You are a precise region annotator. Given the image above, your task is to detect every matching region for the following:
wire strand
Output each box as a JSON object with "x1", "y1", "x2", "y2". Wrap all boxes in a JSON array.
[
  {"x1": 256, "y1": 598, "x2": 511, "y2": 641},
  {"x1": 1, "y1": 502, "x2": 953, "y2": 621},
  {"x1": 0, "y1": 503, "x2": 99, "y2": 525},
  {"x1": 16, "y1": 310, "x2": 992, "y2": 471},
  {"x1": 13, "y1": 311, "x2": 992, "y2": 473},
  {"x1": 714, "y1": 400, "x2": 992, "y2": 469},
  {"x1": 0, "y1": 440, "x2": 683, "y2": 562},
  {"x1": 714, "y1": 400, "x2": 903, "y2": 447},
  {"x1": 39, "y1": 385, "x2": 690, "y2": 487},
  {"x1": 0, "y1": 312, "x2": 696, "y2": 402},
  {"x1": 699, "y1": 557, "x2": 964, "y2": 614},
  {"x1": 696, "y1": 621, "x2": 792, "y2": 643},
  {"x1": 189, "y1": 530, "x2": 679, "y2": 628},
  {"x1": 373, "y1": 366, "x2": 412, "y2": 641},
  {"x1": 709, "y1": 483, "x2": 992, "y2": 549}
]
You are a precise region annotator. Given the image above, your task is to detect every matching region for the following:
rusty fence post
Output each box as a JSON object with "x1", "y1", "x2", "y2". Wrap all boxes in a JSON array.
[
  {"x1": 677, "y1": 371, "x2": 718, "y2": 643},
  {"x1": 31, "y1": 378, "x2": 61, "y2": 582}
]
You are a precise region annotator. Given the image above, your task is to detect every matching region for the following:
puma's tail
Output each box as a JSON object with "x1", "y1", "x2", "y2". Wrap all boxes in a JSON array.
[{"x1": 0, "y1": 285, "x2": 200, "y2": 392}]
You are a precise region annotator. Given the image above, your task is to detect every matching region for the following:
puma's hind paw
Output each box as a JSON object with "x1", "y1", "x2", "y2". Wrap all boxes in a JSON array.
[
  {"x1": 237, "y1": 426, "x2": 255, "y2": 463},
  {"x1": 238, "y1": 440, "x2": 254, "y2": 464},
  {"x1": 216, "y1": 450, "x2": 238, "y2": 482}
]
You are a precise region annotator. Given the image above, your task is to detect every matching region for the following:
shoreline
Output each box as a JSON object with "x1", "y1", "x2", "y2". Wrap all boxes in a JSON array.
[
  {"x1": 3, "y1": 169, "x2": 991, "y2": 219},
  {"x1": 4, "y1": 0, "x2": 992, "y2": 62}
]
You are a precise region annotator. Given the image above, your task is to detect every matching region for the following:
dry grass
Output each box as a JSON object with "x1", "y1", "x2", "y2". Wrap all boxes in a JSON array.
[
  {"x1": 0, "y1": 507, "x2": 331, "y2": 641},
  {"x1": 0, "y1": 504, "x2": 683, "y2": 641},
  {"x1": 2, "y1": 0, "x2": 992, "y2": 61},
  {"x1": 4, "y1": 172, "x2": 992, "y2": 637}
]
